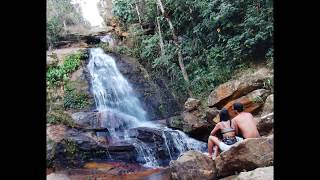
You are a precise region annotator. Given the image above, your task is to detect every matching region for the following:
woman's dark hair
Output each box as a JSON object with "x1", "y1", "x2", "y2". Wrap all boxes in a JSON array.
[
  {"x1": 219, "y1": 108, "x2": 230, "y2": 122},
  {"x1": 233, "y1": 102, "x2": 244, "y2": 112}
]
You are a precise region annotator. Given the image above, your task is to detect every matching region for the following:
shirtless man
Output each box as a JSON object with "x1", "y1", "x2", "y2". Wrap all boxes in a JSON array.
[{"x1": 232, "y1": 102, "x2": 260, "y2": 138}]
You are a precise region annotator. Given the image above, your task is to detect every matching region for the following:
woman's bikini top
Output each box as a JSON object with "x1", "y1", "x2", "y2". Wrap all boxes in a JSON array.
[{"x1": 220, "y1": 120, "x2": 235, "y2": 134}]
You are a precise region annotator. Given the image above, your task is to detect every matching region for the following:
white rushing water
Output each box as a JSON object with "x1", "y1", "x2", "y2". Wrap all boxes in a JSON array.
[{"x1": 87, "y1": 48, "x2": 207, "y2": 167}]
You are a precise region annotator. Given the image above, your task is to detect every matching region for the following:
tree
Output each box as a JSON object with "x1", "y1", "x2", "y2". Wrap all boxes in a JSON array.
[{"x1": 156, "y1": 0, "x2": 193, "y2": 97}]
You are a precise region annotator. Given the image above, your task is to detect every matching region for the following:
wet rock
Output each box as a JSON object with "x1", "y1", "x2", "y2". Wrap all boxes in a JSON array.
[{"x1": 71, "y1": 111, "x2": 106, "y2": 130}]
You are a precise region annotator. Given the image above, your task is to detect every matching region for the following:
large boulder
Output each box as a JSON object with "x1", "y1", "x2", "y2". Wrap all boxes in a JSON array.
[
  {"x1": 167, "y1": 97, "x2": 213, "y2": 140},
  {"x1": 219, "y1": 166, "x2": 273, "y2": 180},
  {"x1": 237, "y1": 166, "x2": 273, "y2": 180},
  {"x1": 215, "y1": 135, "x2": 274, "y2": 178},
  {"x1": 181, "y1": 110, "x2": 213, "y2": 140},
  {"x1": 71, "y1": 111, "x2": 107, "y2": 131},
  {"x1": 205, "y1": 107, "x2": 220, "y2": 125},
  {"x1": 256, "y1": 113, "x2": 274, "y2": 136},
  {"x1": 261, "y1": 94, "x2": 273, "y2": 116},
  {"x1": 169, "y1": 150, "x2": 217, "y2": 180},
  {"x1": 184, "y1": 98, "x2": 201, "y2": 112},
  {"x1": 213, "y1": 89, "x2": 271, "y2": 122},
  {"x1": 208, "y1": 68, "x2": 273, "y2": 108}
]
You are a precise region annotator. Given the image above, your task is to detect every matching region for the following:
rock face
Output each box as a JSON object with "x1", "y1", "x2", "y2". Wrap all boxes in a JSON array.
[
  {"x1": 261, "y1": 94, "x2": 273, "y2": 116},
  {"x1": 169, "y1": 150, "x2": 216, "y2": 180},
  {"x1": 166, "y1": 98, "x2": 213, "y2": 140},
  {"x1": 219, "y1": 89, "x2": 271, "y2": 120},
  {"x1": 184, "y1": 98, "x2": 201, "y2": 112},
  {"x1": 47, "y1": 124, "x2": 67, "y2": 143},
  {"x1": 181, "y1": 110, "x2": 213, "y2": 140},
  {"x1": 71, "y1": 111, "x2": 107, "y2": 130},
  {"x1": 205, "y1": 107, "x2": 220, "y2": 125},
  {"x1": 220, "y1": 166, "x2": 273, "y2": 180},
  {"x1": 111, "y1": 53, "x2": 182, "y2": 120},
  {"x1": 237, "y1": 166, "x2": 273, "y2": 180},
  {"x1": 166, "y1": 115, "x2": 184, "y2": 130},
  {"x1": 256, "y1": 113, "x2": 274, "y2": 136},
  {"x1": 215, "y1": 135, "x2": 274, "y2": 178},
  {"x1": 208, "y1": 68, "x2": 272, "y2": 108},
  {"x1": 47, "y1": 125, "x2": 138, "y2": 169}
]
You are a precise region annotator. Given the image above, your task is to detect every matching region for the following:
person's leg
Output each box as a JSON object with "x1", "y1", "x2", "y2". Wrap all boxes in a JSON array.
[
  {"x1": 208, "y1": 136, "x2": 214, "y2": 158},
  {"x1": 208, "y1": 135, "x2": 221, "y2": 158},
  {"x1": 213, "y1": 144, "x2": 219, "y2": 157}
]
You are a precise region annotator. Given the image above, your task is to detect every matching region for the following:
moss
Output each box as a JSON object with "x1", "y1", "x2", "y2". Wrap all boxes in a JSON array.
[
  {"x1": 63, "y1": 83, "x2": 91, "y2": 110},
  {"x1": 47, "y1": 139, "x2": 57, "y2": 168},
  {"x1": 252, "y1": 96, "x2": 264, "y2": 104},
  {"x1": 64, "y1": 139, "x2": 78, "y2": 158},
  {"x1": 171, "y1": 117, "x2": 183, "y2": 128},
  {"x1": 47, "y1": 110, "x2": 75, "y2": 127},
  {"x1": 159, "y1": 103, "x2": 165, "y2": 114},
  {"x1": 263, "y1": 77, "x2": 274, "y2": 92}
]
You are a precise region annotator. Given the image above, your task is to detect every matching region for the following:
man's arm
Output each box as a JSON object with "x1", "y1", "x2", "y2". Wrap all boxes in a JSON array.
[{"x1": 210, "y1": 123, "x2": 220, "y2": 136}]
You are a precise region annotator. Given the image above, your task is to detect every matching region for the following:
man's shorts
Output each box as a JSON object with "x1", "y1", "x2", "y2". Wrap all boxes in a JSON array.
[{"x1": 218, "y1": 136, "x2": 244, "y2": 151}]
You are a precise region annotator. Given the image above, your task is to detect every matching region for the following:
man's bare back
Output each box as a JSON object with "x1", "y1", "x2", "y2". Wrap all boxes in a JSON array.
[{"x1": 233, "y1": 112, "x2": 260, "y2": 138}]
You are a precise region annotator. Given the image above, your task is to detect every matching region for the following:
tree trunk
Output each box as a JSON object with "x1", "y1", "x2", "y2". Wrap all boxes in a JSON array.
[
  {"x1": 156, "y1": 6, "x2": 164, "y2": 55},
  {"x1": 133, "y1": 0, "x2": 143, "y2": 29},
  {"x1": 156, "y1": 0, "x2": 193, "y2": 97}
]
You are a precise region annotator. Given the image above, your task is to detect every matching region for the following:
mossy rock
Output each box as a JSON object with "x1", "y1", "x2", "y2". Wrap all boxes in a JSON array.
[{"x1": 166, "y1": 116, "x2": 184, "y2": 130}]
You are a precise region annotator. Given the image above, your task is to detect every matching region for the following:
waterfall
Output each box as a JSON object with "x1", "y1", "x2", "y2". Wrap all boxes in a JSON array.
[
  {"x1": 87, "y1": 48, "x2": 207, "y2": 167},
  {"x1": 71, "y1": 0, "x2": 105, "y2": 27},
  {"x1": 87, "y1": 48, "x2": 147, "y2": 139}
]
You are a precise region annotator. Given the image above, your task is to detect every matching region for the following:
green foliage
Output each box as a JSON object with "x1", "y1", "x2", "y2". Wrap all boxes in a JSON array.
[
  {"x1": 64, "y1": 139, "x2": 78, "y2": 157},
  {"x1": 47, "y1": 52, "x2": 84, "y2": 87},
  {"x1": 171, "y1": 117, "x2": 183, "y2": 128},
  {"x1": 63, "y1": 84, "x2": 90, "y2": 109},
  {"x1": 47, "y1": 110, "x2": 75, "y2": 127},
  {"x1": 112, "y1": 0, "x2": 137, "y2": 24},
  {"x1": 47, "y1": 17, "x2": 63, "y2": 48},
  {"x1": 263, "y1": 77, "x2": 274, "y2": 92},
  {"x1": 266, "y1": 48, "x2": 273, "y2": 67},
  {"x1": 252, "y1": 96, "x2": 264, "y2": 104},
  {"x1": 112, "y1": 0, "x2": 273, "y2": 99},
  {"x1": 115, "y1": 45, "x2": 134, "y2": 56}
]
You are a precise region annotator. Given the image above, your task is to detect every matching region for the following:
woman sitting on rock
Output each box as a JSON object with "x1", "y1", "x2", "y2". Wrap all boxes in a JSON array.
[{"x1": 207, "y1": 108, "x2": 243, "y2": 159}]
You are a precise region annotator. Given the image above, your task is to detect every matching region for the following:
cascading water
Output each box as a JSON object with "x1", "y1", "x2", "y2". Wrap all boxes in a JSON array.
[
  {"x1": 88, "y1": 48, "x2": 147, "y2": 138},
  {"x1": 87, "y1": 47, "x2": 207, "y2": 167}
]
